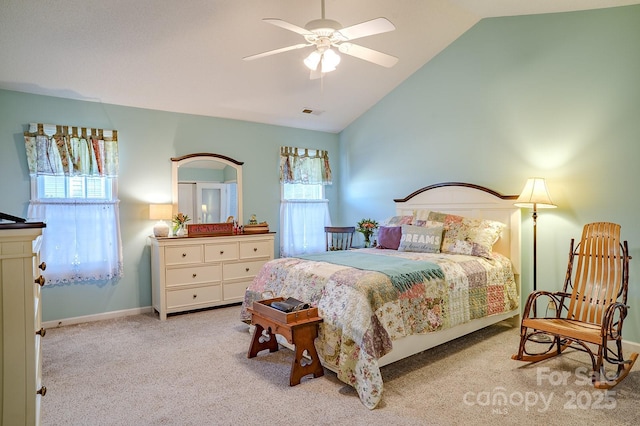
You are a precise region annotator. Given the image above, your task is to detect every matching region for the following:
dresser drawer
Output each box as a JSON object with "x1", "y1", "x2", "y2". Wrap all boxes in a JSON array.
[
  {"x1": 166, "y1": 284, "x2": 222, "y2": 309},
  {"x1": 165, "y1": 245, "x2": 202, "y2": 265},
  {"x1": 223, "y1": 280, "x2": 252, "y2": 301},
  {"x1": 204, "y1": 242, "x2": 239, "y2": 262},
  {"x1": 166, "y1": 265, "x2": 221, "y2": 287},
  {"x1": 224, "y1": 259, "x2": 268, "y2": 280},
  {"x1": 239, "y1": 240, "x2": 272, "y2": 259}
]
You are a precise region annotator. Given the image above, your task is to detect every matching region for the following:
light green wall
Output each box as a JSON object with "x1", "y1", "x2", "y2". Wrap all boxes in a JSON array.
[
  {"x1": 2, "y1": 5, "x2": 640, "y2": 345},
  {"x1": 340, "y1": 6, "x2": 640, "y2": 342},
  {"x1": 0, "y1": 90, "x2": 338, "y2": 321}
]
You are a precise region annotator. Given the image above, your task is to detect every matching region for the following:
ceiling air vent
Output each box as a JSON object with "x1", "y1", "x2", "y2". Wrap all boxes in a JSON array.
[{"x1": 302, "y1": 108, "x2": 324, "y2": 116}]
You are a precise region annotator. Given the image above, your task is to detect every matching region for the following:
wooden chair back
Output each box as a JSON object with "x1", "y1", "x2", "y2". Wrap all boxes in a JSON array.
[
  {"x1": 325, "y1": 226, "x2": 355, "y2": 251},
  {"x1": 564, "y1": 222, "x2": 628, "y2": 325}
]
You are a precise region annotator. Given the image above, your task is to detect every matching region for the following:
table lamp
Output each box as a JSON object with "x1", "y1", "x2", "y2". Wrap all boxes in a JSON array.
[{"x1": 149, "y1": 204, "x2": 173, "y2": 237}]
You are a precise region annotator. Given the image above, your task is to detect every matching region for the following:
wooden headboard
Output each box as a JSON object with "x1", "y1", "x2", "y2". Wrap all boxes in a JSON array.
[{"x1": 394, "y1": 182, "x2": 521, "y2": 276}]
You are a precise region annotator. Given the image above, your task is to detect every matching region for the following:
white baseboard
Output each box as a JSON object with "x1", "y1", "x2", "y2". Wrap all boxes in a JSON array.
[
  {"x1": 623, "y1": 338, "x2": 640, "y2": 354},
  {"x1": 42, "y1": 306, "x2": 154, "y2": 329}
]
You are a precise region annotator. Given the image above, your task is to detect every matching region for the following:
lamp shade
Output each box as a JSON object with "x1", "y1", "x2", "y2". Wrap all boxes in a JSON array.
[
  {"x1": 149, "y1": 204, "x2": 173, "y2": 220},
  {"x1": 149, "y1": 204, "x2": 172, "y2": 237},
  {"x1": 515, "y1": 178, "x2": 557, "y2": 209},
  {"x1": 321, "y1": 48, "x2": 340, "y2": 72},
  {"x1": 304, "y1": 48, "x2": 340, "y2": 73},
  {"x1": 304, "y1": 50, "x2": 321, "y2": 71}
]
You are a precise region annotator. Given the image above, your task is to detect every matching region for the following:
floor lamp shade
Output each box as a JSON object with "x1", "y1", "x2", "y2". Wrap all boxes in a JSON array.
[
  {"x1": 514, "y1": 178, "x2": 556, "y2": 209},
  {"x1": 149, "y1": 204, "x2": 173, "y2": 237}
]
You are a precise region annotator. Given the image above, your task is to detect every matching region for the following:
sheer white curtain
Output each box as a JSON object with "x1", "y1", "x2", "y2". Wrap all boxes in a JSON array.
[
  {"x1": 24, "y1": 123, "x2": 123, "y2": 285},
  {"x1": 279, "y1": 147, "x2": 332, "y2": 257},
  {"x1": 28, "y1": 200, "x2": 122, "y2": 283},
  {"x1": 280, "y1": 200, "x2": 331, "y2": 256}
]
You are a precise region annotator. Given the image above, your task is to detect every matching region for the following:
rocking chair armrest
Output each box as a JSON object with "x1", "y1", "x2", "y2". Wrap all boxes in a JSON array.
[
  {"x1": 602, "y1": 302, "x2": 629, "y2": 339},
  {"x1": 523, "y1": 290, "x2": 567, "y2": 318}
]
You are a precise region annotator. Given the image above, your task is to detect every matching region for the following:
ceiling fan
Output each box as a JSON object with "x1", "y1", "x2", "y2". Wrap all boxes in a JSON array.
[{"x1": 243, "y1": 0, "x2": 398, "y2": 78}]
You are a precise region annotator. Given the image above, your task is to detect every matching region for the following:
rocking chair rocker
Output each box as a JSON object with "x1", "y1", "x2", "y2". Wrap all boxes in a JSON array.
[{"x1": 512, "y1": 222, "x2": 638, "y2": 389}]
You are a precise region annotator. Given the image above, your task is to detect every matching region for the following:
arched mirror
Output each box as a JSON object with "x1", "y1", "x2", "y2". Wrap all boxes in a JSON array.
[{"x1": 171, "y1": 153, "x2": 243, "y2": 225}]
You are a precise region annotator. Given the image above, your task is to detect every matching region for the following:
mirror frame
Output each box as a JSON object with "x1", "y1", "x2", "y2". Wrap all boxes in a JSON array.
[{"x1": 171, "y1": 153, "x2": 244, "y2": 225}]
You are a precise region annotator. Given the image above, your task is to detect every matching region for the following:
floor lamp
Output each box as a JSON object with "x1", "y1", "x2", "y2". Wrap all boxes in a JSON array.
[{"x1": 515, "y1": 178, "x2": 556, "y2": 341}]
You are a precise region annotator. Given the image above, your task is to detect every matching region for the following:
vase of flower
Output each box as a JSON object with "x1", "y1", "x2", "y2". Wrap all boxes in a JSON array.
[
  {"x1": 356, "y1": 218, "x2": 378, "y2": 248},
  {"x1": 172, "y1": 213, "x2": 191, "y2": 237}
]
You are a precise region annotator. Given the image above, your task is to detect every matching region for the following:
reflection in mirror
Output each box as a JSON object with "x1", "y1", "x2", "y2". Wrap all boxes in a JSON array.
[{"x1": 171, "y1": 153, "x2": 243, "y2": 225}]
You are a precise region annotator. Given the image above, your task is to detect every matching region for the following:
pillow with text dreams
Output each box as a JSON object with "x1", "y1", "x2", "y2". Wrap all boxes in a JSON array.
[
  {"x1": 376, "y1": 226, "x2": 402, "y2": 250},
  {"x1": 427, "y1": 211, "x2": 505, "y2": 258},
  {"x1": 398, "y1": 224, "x2": 443, "y2": 253}
]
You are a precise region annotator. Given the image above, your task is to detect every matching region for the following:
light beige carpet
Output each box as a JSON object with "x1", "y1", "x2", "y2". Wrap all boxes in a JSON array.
[{"x1": 41, "y1": 305, "x2": 640, "y2": 425}]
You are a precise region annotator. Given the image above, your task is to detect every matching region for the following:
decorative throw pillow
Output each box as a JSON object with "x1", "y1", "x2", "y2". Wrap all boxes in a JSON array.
[
  {"x1": 383, "y1": 215, "x2": 414, "y2": 227},
  {"x1": 376, "y1": 226, "x2": 403, "y2": 250},
  {"x1": 427, "y1": 211, "x2": 505, "y2": 259},
  {"x1": 398, "y1": 224, "x2": 443, "y2": 253}
]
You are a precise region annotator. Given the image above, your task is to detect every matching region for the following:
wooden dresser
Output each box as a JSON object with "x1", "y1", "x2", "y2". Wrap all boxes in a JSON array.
[
  {"x1": 0, "y1": 223, "x2": 46, "y2": 425},
  {"x1": 150, "y1": 233, "x2": 275, "y2": 320}
]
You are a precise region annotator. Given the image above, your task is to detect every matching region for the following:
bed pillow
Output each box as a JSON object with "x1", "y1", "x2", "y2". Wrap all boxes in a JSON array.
[
  {"x1": 411, "y1": 209, "x2": 438, "y2": 227},
  {"x1": 397, "y1": 224, "x2": 443, "y2": 253},
  {"x1": 383, "y1": 215, "x2": 413, "y2": 227},
  {"x1": 427, "y1": 211, "x2": 505, "y2": 259},
  {"x1": 376, "y1": 226, "x2": 403, "y2": 250}
]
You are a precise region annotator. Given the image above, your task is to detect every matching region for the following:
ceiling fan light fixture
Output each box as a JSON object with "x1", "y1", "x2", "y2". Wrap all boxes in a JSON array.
[
  {"x1": 304, "y1": 50, "x2": 322, "y2": 71},
  {"x1": 320, "y1": 48, "x2": 340, "y2": 72}
]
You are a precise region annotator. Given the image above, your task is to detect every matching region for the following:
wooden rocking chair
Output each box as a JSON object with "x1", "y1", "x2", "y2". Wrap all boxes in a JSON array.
[{"x1": 512, "y1": 222, "x2": 638, "y2": 389}]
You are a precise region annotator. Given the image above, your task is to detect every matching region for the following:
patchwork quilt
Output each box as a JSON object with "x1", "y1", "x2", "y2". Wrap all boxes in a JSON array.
[{"x1": 240, "y1": 248, "x2": 518, "y2": 409}]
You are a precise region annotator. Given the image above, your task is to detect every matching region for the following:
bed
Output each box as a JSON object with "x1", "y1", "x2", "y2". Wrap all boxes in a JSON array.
[{"x1": 240, "y1": 182, "x2": 521, "y2": 409}]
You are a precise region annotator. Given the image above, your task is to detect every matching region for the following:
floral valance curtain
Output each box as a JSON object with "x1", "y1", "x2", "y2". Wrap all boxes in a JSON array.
[
  {"x1": 279, "y1": 146, "x2": 332, "y2": 185},
  {"x1": 24, "y1": 122, "x2": 118, "y2": 177},
  {"x1": 24, "y1": 122, "x2": 122, "y2": 285}
]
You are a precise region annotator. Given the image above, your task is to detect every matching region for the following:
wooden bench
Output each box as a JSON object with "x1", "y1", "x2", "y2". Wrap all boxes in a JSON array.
[{"x1": 247, "y1": 298, "x2": 324, "y2": 386}]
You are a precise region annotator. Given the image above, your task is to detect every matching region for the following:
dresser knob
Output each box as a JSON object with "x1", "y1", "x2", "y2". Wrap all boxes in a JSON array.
[
  {"x1": 220, "y1": 250, "x2": 224, "y2": 255},
  {"x1": 182, "y1": 253, "x2": 187, "y2": 257},
  {"x1": 39, "y1": 262, "x2": 47, "y2": 271},
  {"x1": 253, "y1": 247, "x2": 258, "y2": 252},
  {"x1": 193, "y1": 294, "x2": 197, "y2": 299},
  {"x1": 35, "y1": 276, "x2": 45, "y2": 286},
  {"x1": 37, "y1": 386, "x2": 47, "y2": 396},
  {"x1": 36, "y1": 327, "x2": 46, "y2": 337},
  {"x1": 192, "y1": 273, "x2": 197, "y2": 278},
  {"x1": 246, "y1": 267, "x2": 250, "y2": 272}
]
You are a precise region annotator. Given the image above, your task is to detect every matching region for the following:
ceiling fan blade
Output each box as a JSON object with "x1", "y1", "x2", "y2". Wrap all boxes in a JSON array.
[
  {"x1": 336, "y1": 17, "x2": 395, "y2": 41},
  {"x1": 263, "y1": 18, "x2": 313, "y2": 36},
  {"x1": 338, "y1": 43, "x2": 398, "y2": 68},
  {"x1": 243, "y1": 43, "x2": 310, "y2": 61}
]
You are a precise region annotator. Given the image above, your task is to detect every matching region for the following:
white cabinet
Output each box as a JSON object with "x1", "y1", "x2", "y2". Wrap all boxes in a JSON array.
[
  {"x1": 0, "y1": 224, "x2": 46, "y2": 425},
  {"x1": 150, "y1": 233, "x2": 274, "y2": 320}
]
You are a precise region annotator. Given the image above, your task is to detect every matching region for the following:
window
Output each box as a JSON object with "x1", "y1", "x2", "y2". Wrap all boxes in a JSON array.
[
  {"x1": 279, "y1": 147, "x2": 332, "y2": 257},
  {"x1": 38, "y1": 175, "x2": 113, "y2": 199},
  {"x1": 282, "y1": 183, "x2": 324, "y2": 200},
  {"x1": 24, "y1": 123, "x2": 123, "y2": 285}
]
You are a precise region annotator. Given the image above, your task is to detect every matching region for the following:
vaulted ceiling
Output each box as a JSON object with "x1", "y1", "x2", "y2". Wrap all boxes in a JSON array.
[{"x1": 1, "y1": 0, "x2": 638, "y2": 133}]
